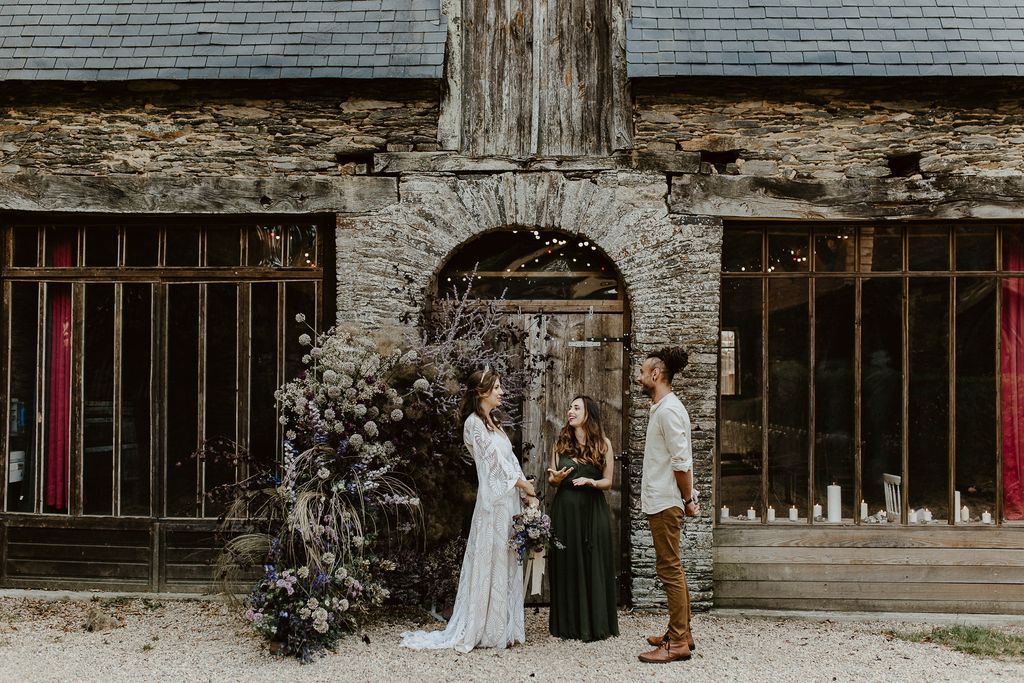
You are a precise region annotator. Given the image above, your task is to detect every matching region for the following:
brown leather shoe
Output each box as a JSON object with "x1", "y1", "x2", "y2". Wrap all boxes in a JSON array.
[
  {"x1": 645, "y1": 632, "x2": 696, "y2": 651},
  {"x1": 638, "y1": 639, "x2": 692, "y2": 663}
]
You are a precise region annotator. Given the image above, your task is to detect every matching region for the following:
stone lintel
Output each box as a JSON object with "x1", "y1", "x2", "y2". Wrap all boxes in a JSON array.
[
  {"x1": 671, "y1": 173, "x2": 1024, "y2": 221},
  {"x1": 0, "y1": 175, "x2": 398, "y2": 215},
  {"x1": 373, "y1": 150, "x2": 700, "y2": 175}
]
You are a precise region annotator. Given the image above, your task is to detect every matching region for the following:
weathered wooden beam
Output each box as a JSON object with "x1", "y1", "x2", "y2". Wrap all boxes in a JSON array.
[
  {"x1": 373, "y1": 150, "x2": 700, "y2": 174},
  {"x1": 0, "y1": 175, "x2": 398, "y2": 214},
  {"x1": 671, "y1": 174, "x2": 1024, "y2": 220}
]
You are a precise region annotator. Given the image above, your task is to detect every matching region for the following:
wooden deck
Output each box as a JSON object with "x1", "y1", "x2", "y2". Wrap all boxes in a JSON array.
[{"x1": 714, "y1": 526, "x2": 1024, "y2": 614}]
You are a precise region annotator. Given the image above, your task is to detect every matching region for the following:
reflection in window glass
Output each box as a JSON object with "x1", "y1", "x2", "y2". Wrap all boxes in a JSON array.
[
  {"x1": 249, "y1": 282, "x2": 280, "y2": 470},
  {"x1": 166, "y1": 284, "x2": 200, "y2": 516},
  {"x1": 203, "y1": 284, "x2": 238, "y2": 517},
  {"x1": 956, "y1": 227, "x2": 995, "y2": 271},
  {"x1": 860, "y1": 225, "x2": 902, "y2": 272},
  {"x1": 719, "y1": 278, "x2": 763, "y2": 521},
  {"x1": 722, "y1": 230, "x2": 762, "y2": 272},
  {"x1": 720, "y1": 330, "x2": 738, "y2": 395},
  {"x1": 286, "y1": 225, "x2": 318, "y2": 267},
  {"x1": 85, "y1": 226, "x2": 119, "y2": 267},
  {"x1": 815, "y1": 279, "x2": 855, "y2": 520},
  {"x1": 83, "y1": 284, "x2": 115, "y2": 516},
  {"x1": 861, "y1": 278, "x2": 903, "y2": 519},
  {"x1": 7, "y1": 283, "x2": 39, "y2": 513},
  {"x1": 908, "y1": 226, "x2": 950, "y2": 271},
  {"x1": 814, "y1": 228, "x2": 856, "y2": 272},
  {"x1": 908, "y1": 279, "x2": 949, "y2": 521},
  {"x1": 767, "y1": 278, "x2": 809, "y2": 518},
  {"x1": 767, "y1": 227, "x2": 809, "y2": 273},
  {"x1": 956, "y1": 278, "x2": 997, "y2": 522},
  {"x1": 121, "y1": 284, "x2": 152, "y2": 516}
]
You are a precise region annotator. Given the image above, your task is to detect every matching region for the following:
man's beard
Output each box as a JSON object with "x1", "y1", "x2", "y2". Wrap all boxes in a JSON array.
[{"x1": 640, "y1": 382, "x2": 655, "y2": 398}]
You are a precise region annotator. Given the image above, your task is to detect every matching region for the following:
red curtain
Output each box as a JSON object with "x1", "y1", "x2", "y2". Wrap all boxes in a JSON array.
[
  {"x1": 45, "y1": 238, "x2": 72, "y2": 511},
  {"x1": 1001, "y1": 247, "x2": 1024, "y2": 520}
]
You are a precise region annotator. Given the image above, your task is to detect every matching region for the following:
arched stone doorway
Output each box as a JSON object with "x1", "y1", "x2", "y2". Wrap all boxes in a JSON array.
[
  {"x1": 336, "y1": 171, "x2": 721, "y2": 609},
  {"x1": 436, "y1": 227, "x2": 631, "y2": 602}
]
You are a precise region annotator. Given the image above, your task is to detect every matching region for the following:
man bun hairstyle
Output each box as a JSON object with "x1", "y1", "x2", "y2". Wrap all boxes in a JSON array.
[{"x1": 648, "y1": 346, "x2": 689, "y2": 382}]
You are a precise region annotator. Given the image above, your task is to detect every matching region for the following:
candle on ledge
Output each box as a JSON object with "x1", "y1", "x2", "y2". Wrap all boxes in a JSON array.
[
  {"x1": 908, "y1": 509, "x2": 918, "y2": 524},
  {"x1": 721, "y1": 505, "x2": 729, "y2": 520},
  {"x1": 982, "y1": 510, "x2": 992, "y2": 524},
  {"x1": 923, "y1": 508, "x2": 932, "y2": 522},
  {"x1": 813, "y1": 503, "x2": 822, "y2": 519},
  {"x1": 961, "y1": 505, "x2": 970, "y2": 523},
  {"x1": 767, "y1": 506, "x2": 776, "y2": 522},
  {"x1": 826, "y1": 483, "x2": 842, "y2": 523},
  {"x1": 954, "y1": 490, "x2": 961, "y2": 525},
  {"x1": 789, "y1": 505, "x2": 799, "y2": 521},
  {"x1": 860, "y1": 500, "x2": 868, "y2": 521},
  {"x1": 747, "y1": 507, "x2": 756, "y2": 520}
]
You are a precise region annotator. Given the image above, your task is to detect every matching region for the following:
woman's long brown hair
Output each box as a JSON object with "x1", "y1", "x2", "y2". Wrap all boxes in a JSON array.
[
  {"x1": 460, "y1": 367, "x2": 503, "y2": 431},
  {"x1": 553, "y1": 395, "x2": 609, "y2": 470}
]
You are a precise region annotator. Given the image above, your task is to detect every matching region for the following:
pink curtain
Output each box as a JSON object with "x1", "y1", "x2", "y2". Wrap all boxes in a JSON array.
[
  {"x1": 45, "y1": 238, "x2": 72, "y2": 511},
  {"x1": 1001, "y1": 245, "x2": 1024, "y2": 520}
]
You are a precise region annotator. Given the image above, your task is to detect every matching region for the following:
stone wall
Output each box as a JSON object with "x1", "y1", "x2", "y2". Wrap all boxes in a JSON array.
[
  {"x1": 0, "y1": 80, "x2": 439, "y2": 177},
  {"x1": 634, "y1": 77, "x2": 1024, "y2": 180},
  {"x1": 336, "y1": 171, "x2": 722, "y2": 610}
]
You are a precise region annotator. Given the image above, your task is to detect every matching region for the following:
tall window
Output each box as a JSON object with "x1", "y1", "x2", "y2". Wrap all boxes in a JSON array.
[
  {"x1": 719, "y1": 224, "x2": 1023, "y2": 526},
  {"x1": 1, "y1": 220, "x2": 331, "y2": 518}
]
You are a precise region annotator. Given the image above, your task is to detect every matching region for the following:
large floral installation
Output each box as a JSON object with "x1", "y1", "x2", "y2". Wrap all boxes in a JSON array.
[{"x1": 215, "y1": 280, "x2": 548, "y2": 662}]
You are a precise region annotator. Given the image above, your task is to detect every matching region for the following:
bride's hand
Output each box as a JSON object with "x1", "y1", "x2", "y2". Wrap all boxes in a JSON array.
[
  {"x1": 524, "y1": 494, "x2": 540, "y2": 508},
  {"x1": 546, "y1": 466, "x2": 573, "y2": 485}
]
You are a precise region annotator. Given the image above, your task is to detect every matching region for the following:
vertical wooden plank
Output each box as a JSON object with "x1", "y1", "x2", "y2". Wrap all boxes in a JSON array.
[
  {"x1": 34, "y1": 282, "x2": 46, "y2": 514},
  {"x1": 609, "y1": 0, "x2": 633, "y2": 151},
  {"x1": 0, "y1": 278, "x2": 9, "y2": 513},
  {"x1": 113, "y1": 282, "x2": 123, "y2": 516},
  {"x1": 197, "y1": 283, "x2": 207, "y2": 518},
  {"x1": 807, "y1": 277, "x2": 815, "y2": 525},
  {"x1": 237, "y1": 283, "x2": 251, "y2": 487},
  {"x1": 70, "y1": 282, "x2": 84, "y2": 516},
  {"x1": 761, "y1": 275, "x2": 770, "y2": 520},
  {"x1": 462, "y1": 0, "x2": 534, "y2": 155},
  {"x1": 854, "y1": 275, "x2": 863, "y2": 524},
  {"x1": 949, "y1": 238, "x2": 957, "y2": 525},
  {"x1": 901, "y1": 230, "x2": 909, "y2": 525},
  {"x1": 537, "y1": 0, "x2": 615, "y2": 155},
  {"x1": 156, "y1": 282, "x2": 167, "y2": 518}
]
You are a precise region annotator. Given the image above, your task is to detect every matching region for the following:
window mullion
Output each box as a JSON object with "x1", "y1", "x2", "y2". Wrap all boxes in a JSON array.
[
  {"x1": 807, "y1": 277, "x2": 816, "y2": 525},
  {"x1": 237, "y1": 283, "x2": 251, "y2": 494},
  {"x1": 70, "y1": 282, "x2": 84, "y2": 516},
  {"x1": 197, "y1": 283, "x2": 207, "y2": 518},
  {"x1": 113, "y1": 282, "x2": 123, "y2": 516}
]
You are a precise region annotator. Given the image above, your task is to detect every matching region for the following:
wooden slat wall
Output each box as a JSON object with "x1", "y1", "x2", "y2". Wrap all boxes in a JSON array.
[{"x1": 714, "y1": 526, "x2": 1024, "y2": 614}]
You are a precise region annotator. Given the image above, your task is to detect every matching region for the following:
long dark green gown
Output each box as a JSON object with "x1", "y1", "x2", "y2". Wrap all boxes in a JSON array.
[{"x1": 548, "y1": 455, "x2": 619, "y2": 641}]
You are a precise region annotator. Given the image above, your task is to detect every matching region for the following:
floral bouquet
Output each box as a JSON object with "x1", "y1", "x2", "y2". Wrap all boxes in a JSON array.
[{"x1": 508, "y1": 505, "x2": 561, "y2": 595}]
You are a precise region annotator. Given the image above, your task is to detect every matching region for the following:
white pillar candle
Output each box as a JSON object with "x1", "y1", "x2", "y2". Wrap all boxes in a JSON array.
[
  {"x1": 961, "y1": 505, "x2": 970, "y2": 523},
  {"x1": 827, "y1": 483, "x2": 842, "y2": 522},
  {"x1": 982, "y1": 511, "x2": 992, "y2": 524},
  {"x1": 908, "y1": 509, "x2": 918, "y2": 523},
  {"x1": 923, "y1": 508, "x2": 932, "y2": 522},
  {"x1": 789, "y1": 506, "x2": 799, "y2": 521},
  {"x1": 767, "y1": 506, "x2": 775, "y2": 522},
  {"x1": 860, "y1": 500, "x2": 868, "y2": 520},
  {"x1": 721, "y1": 505, "x2": 729, "y2": 520},
  {"x1": 747, "y1": 507, "x2": 756, "y2": 520},
  {"x1": 954, "y1": 491, "x2": 961, "y2": 525},
  {"x1": 813, "y1": 503, "x2": 822, "y2": 519}
]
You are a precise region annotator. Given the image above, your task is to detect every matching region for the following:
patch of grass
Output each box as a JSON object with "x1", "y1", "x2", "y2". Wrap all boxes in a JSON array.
[
  {"x1": 886, "y1": 625, "x2": 1024, "y2": 662},
  {"x1": 141, "y1": 598, "x2": 164, "y2": 611},
  {"x1": 142, "y1": 642, "x2": 154, "y2": 652},
  {"x1": 99, "y1": 596, "x2": 132, "y2": 609}
]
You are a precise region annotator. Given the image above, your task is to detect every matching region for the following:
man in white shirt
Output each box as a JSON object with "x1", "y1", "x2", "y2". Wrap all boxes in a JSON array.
[{"x1": 636, "y1": 347, "x2": 699, "y2": 664}]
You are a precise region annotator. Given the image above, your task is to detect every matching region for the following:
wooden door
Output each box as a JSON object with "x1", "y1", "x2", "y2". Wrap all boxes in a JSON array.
[{"x1": 517, "y1": 311, "x2": 626, "y2": 603}]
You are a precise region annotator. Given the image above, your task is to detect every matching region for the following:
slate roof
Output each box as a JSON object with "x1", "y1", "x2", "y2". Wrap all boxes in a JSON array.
[
  {"x1": 0, "y1": 0, "x2": 446, "y2": 80},
  {"x1": 628, "y1": 0, "x2": 1024, "y2": 77}
]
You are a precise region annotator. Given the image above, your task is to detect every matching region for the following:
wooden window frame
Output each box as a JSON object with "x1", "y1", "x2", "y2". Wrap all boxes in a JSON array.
[
  {"x1": 718, "y1": 222, "x2": 1019, "y2": 528},
  {"x1": 0, "y1": 216, "x2": 333, "y2": 519}
]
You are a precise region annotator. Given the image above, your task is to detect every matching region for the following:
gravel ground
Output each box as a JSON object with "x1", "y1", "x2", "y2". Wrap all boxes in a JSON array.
[{"x1": 1, "y1": 596, "x2": 1023, "y2": 682}]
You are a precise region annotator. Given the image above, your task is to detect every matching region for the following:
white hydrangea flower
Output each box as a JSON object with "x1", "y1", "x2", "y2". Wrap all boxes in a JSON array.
[
  {"x1": 333, "y1": 421, "x2": 345, "y2": 433},
  {"x1": 338, "y1": 598, "x2": 350, "y2": 612},
  {"x1": 317, "y1": 467, "x2": 330, "y2": 480},
  {"x1": 299, "y1": 333, "x2": 312, "y2": 346},
  {"x1": 324, "y1": 408, "x2": 335, "y2": 420},
  {"x1": 390, "y1": 409, "x2": 403, "y2": 422},
  {"x1": 363, "y1": 421, "x2": 378, "y2": 438},
  {"x1": 285, "y1": 430, "x2": 296, "y2": 440},
  {"x1": 345, "y1": 388, "x2": 358, "y2": 399},
  {"x1": 302, "y1": 354, "x2": 311, "y2": 364},
  {"x1": 327, "y1": 386, "x2": 342, "y2": 399},
  {"x1": 334, "y1": 566, "x2": 348, "y2": 581},
  {"x1": 354, "y1": 404, "x2": 367, "y2": 417},
  {"x1": 322, "y1": 369, "x2": 339, "y2": 385},
  {"x1": 297, "y1": 566, "x2": 310, "y2": 579},
  {"x1": 349, "y1": 434, "x2": 364, "y2": 449},
  {"x1": 413, "y1": 378, "x2": 430, "y2": 392},
  {"x1": 322, "y1": 552, "x2": 335, "y2": 565},
  {"x1": 340, "y1": 361, "x2": 356, "y2": 375},
  {"x1": 310, "y1": 347, "x2": 323, "y2": 358},
  {"x1": 295, "y1": 313, "x2": 306, "y2": 323}
]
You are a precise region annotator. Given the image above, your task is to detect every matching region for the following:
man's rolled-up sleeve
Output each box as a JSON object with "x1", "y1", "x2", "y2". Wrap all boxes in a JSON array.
[{"x1": 662, "y1": 405, "x2": 693, "y2": 472}]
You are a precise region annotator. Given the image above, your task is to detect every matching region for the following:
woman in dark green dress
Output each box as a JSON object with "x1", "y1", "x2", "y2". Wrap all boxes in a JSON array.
[{"x1": 547, "y1": 395, "x2": 619, "y2": 641}]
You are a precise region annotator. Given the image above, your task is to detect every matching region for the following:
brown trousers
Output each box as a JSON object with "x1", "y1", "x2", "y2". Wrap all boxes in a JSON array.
[{"x1": 647, "y1": 506, "x2": 691, "y2": 642}]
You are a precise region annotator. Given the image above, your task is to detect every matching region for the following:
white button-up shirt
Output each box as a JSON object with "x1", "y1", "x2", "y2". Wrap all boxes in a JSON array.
[{"x1": 641, "y1": 391, "x2": 693, "y2": 515}]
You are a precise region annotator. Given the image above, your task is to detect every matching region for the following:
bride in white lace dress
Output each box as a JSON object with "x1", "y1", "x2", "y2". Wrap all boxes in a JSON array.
[{"x1": 401, "y1": 368, "x2": 538, "y2": 653}]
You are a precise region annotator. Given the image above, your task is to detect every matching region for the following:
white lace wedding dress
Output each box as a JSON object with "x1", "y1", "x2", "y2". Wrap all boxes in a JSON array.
[{"x1": 400, "y1": 413, "x2": 526, "y2": 653}]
